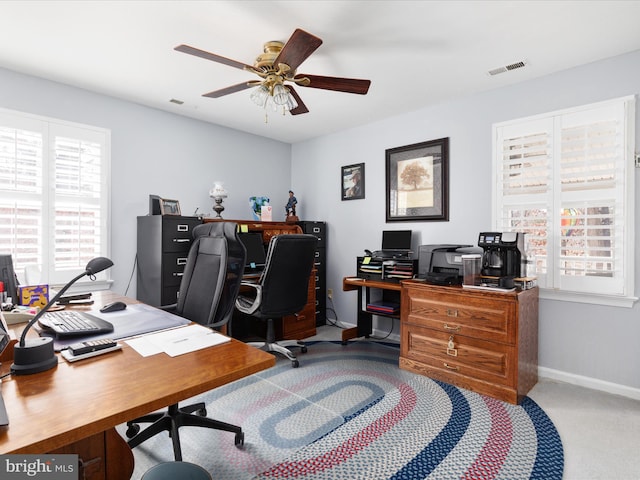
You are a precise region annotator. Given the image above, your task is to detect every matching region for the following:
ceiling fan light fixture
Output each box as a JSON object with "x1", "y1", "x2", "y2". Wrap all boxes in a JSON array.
[
  {"x1": 272, "y1": 83, "x2": 289, "y2": 105},
  {"x1": 250, "y1": 85, "x2": 269, "y2": 106},
  {"x1": 285, "y1": 92, "x2": 298, "y2": 111}
]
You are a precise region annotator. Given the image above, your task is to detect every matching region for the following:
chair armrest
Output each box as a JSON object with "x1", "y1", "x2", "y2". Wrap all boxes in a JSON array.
[
  {"x1": 159, "y1": 303, "x2": 177, "y2": 312},
  {"x1": 235, "y1": 283, "x2": 262, "y2": 315}
]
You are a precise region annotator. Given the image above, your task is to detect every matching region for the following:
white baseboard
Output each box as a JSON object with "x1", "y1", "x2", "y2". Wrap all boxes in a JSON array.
[
  {"x1": 370, "y1": 327, "x2": 400, "y2": 343},
  {"x1": 538, "y1": 366, "x2": 640, "y2": 401}
]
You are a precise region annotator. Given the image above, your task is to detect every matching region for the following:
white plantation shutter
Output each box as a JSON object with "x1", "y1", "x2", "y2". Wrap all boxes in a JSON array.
[
  {"x1": 0, "y1": 122, "x2": 44, "y2": 272},
  {"x1": 496, "y1": 118, "x2": 554, "y2": 288},
  {"x1": 493, "y1": 97, "x2": 634, "y2": 300},
  {"x1": 0, "y1": 108, "x2": 110, "y2": 286}
]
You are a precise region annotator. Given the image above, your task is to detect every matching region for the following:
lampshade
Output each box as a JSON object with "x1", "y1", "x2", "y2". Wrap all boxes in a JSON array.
[
  {"x1": 209, "y1": 182, "x2": 227, "y2": 199},
  {"x1": 250, "y1": 85, "x2": 269, "y2": 107},
  {"x1": 272, "y1": 84, "x2": 289, "y2": 105}
]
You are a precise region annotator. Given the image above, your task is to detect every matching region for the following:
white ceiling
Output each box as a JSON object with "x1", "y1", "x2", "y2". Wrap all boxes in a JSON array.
[{"x1": 2, "y1": 1, "x2": 640, "y2": 144}]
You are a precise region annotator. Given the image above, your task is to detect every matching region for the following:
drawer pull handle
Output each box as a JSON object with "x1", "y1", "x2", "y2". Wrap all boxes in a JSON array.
[
  {"x1": 444, "y1": 362, "x2": 459, "y2": 371},
  {"x1": 173, "y1": 272, "x2": 184, "y2": 277},
  {"x1": 173, "y1": 238, "x2": 190, "y2": 243},
  {"x1": 177, "y1": 225, "x2": 189, "y2": 232},
  {"x1": 446, "y1": 309, "x2": 458, "y2": 317},
  {"x1": 443, "y1": 323, "x2": 460, "y2": 332},
  {"x1": 177, "y1": 257, "x2": 187, "y2": 265}
]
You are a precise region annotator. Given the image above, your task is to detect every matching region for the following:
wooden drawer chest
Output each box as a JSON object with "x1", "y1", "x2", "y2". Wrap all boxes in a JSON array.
[{"x1": 400, "y1": 281, "x2": 538, "y2": 404}]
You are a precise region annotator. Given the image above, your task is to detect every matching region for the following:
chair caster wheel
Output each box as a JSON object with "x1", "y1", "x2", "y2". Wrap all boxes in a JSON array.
[
  {"x1": 196, "y1": 408, "x2": 207, "y2": 417},
  {"x1": 301, "y1": 346, "x2": 308, "y2": 353},
  {"x1": 292, "y1": 359, "x2": 299, "y2": 368},
  {"x1": 126, "y1": 423, "x2": 140, "y2": 438},
  {"x1": 235, "y1": 431, "x2": 244, "y2": 447}
]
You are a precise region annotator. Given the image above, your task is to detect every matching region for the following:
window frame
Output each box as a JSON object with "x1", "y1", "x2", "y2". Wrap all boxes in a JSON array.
[
  {"x1": 492, "y1": 96, "x2": 636, "y2": 307},
  {"x1": 0, "y1": 107, "x2": 111, "y2": 291}
]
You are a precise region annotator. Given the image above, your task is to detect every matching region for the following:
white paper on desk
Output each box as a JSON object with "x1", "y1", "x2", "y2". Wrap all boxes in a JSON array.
[
  {"x1": 127, "y1": 324, "x2": 230, "y2": 357},
  {"x1": 126, "y1": 336, "x2": 164, "y2": 357}
]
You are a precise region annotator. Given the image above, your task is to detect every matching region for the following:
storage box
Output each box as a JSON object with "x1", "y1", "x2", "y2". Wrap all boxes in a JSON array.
[
  {"x1": 260, "y1": 205, "x2": 273, "y2": 221},
  {"x1": 18, "y1": 285, "x2": 49, "y2": 307}
]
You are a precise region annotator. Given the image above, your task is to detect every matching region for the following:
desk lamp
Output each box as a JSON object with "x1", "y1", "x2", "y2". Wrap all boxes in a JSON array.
[
  {"x1": 210, "y1": 182, "x2": 228, "y2": 218},
  {"x1": 11, "y1": 257, "x2": 114, "y2": 375}
]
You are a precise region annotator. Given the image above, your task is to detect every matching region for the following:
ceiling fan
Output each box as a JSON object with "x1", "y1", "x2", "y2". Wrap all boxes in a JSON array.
[{"x1": 175, "y1": 28, "x2": 371, "y2": 115}]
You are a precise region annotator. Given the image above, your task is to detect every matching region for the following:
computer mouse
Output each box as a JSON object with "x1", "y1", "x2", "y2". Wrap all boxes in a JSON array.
[{"x1": 100, "y1": 301, "x2": 127, "y2": 313}]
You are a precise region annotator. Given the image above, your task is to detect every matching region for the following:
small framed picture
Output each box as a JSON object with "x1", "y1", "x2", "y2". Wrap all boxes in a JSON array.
[
  {"x1": 342, "y1": 163, "x2": 365, "y2": 201},
  {"x1": 160, "y1": 198, "x2": 181, "y2": 216}
]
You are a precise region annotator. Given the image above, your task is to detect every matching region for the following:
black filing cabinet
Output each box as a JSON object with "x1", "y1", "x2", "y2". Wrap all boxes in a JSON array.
[
  {"x1": 298, "y1": 221, "x2": 327, "y2": 326},
  {"x1": 136, "y1": 215, "x2": 202, "y2": 307}
]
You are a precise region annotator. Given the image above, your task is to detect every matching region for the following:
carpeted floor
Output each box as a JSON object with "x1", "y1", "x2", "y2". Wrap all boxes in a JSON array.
[{"x1": 121, "y1": 341, "x2": 563, "y2": 479}]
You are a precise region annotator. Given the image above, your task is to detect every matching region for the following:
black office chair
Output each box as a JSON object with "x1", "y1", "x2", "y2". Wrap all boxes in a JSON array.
[
  {"x1": 235, "y1": 234, "x2": 318, "y2": 368},
  {"x1": 126, "y1": 222, "x2": 247, "y2": 461}
]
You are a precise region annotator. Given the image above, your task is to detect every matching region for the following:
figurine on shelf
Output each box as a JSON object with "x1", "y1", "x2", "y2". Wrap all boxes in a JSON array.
[{"x1": 285, "y1": 190, "x2": 297, "y2": 218}]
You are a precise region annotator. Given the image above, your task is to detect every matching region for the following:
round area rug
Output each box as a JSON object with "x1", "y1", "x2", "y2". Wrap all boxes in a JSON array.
[
  {"x1": 124, "y1": 340, "x2": 563, "y2": 480},
  {"x1": 252, "y1": 341, "x2": 564, "y2": 480}
]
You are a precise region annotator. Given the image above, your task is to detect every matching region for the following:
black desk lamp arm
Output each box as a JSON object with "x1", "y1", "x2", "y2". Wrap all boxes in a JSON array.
[{"x1": 19, "y1": 270, "x2": 88, "y2": 347}]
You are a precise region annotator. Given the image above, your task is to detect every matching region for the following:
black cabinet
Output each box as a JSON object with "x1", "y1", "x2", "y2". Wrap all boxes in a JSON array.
[
  {"x1": 298, "y1": 221, "x2": 327, "y2": 326},
  {"x1": 136, "y1": 215, "x2": 202, "y2": 307}
]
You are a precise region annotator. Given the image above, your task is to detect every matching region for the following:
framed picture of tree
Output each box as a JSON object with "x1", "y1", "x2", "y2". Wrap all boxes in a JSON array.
[{"x1": 385, "y1": 137, "x2": 449, "y2": 222}]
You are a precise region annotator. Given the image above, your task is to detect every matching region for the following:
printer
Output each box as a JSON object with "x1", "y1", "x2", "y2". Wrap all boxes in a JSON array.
[{"x1": 418, "y1": 244, "x2": 483, "y2": 285}]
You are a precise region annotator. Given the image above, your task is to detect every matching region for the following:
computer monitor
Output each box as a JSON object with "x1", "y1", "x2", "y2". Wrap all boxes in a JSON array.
[
  {"x1": 382, "y1": 230, "x2": 412, "y2": 250},
  {"x1": 0, "y1": 254, "x2": 18, "y2": 304},
  {"x1": 238, "y1": 232, "x2": 267, "y2": 270}
]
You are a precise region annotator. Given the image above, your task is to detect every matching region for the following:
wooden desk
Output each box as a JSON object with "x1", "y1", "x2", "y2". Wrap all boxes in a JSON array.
[
  {"x1": 341, "y1": 277, "x2": 402, "y2": 344},
  {"x1": 0, "y1": 294, "x2": 275, "y2": 479},
  {"x1": 343, "y1": 277, "x2": 539, "y2": 404}
]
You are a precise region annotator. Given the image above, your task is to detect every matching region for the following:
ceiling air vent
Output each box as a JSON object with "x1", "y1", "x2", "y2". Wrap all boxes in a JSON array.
[{"x1": 488, "y1": 60, "x2": 527, "y2": 76}]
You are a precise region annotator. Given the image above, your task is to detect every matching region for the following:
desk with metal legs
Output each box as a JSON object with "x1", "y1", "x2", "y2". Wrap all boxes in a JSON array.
[{"x1": 0, "y1": 294, "x2": 275, "y2": 479}]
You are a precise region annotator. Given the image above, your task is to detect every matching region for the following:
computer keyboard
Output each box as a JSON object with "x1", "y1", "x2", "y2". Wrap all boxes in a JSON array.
[{"x1": 38, "y1": 310, "x2": 114, "y2": 337}]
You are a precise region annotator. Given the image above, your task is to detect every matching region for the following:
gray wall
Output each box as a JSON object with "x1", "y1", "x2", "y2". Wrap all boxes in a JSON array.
[
  {"x1": 292, "y1": 49, "x2": 640, "y2": 395},
  {"x1": 0, "y1": 66, "x2": 291, "y2": 297}
]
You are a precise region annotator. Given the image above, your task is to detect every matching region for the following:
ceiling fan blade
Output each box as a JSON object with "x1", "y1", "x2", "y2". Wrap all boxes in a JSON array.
[
  {"x1": 203, "y1": 82, "x2": 253, "y2": 98},
  {"x1": 287, "y1": 86, "x2": 309, "y2": 115},
  {"x1": 296, "y1": 74, "x2": 371, "y2": 95},
  {"x1": 175, "y1": 44, "x2": 254, "y2": 71},
  {"x1": 274, "y1": 29, "x2": 323, "y2": 71}
]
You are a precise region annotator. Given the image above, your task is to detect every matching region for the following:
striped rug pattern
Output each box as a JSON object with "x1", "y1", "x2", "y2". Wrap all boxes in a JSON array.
[{"x1": 125, "y1": 341, "x2": 563, "y2": 479}]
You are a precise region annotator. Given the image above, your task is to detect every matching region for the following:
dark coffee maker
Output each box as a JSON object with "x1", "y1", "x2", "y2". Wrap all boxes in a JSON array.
[{"x1": 478, "y1": 232, "x2": 525, "y2": 278}]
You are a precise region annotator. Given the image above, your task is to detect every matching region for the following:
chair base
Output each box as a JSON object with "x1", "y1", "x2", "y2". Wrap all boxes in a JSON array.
[
  {"x1": 126, "y1": 402, "x2": 244, "y2": 461},
  {"x1": 248, "y1": 339, "x2": 306, "y2": 368}
]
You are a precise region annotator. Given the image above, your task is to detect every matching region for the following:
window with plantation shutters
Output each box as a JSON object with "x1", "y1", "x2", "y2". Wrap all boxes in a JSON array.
[
  {"x1": 0, "y1": 108, "x2": 110, "y2": 288},
  {"x1": 493, "y1": 96, "x2": 635, "y2": 305}
]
